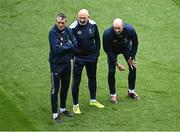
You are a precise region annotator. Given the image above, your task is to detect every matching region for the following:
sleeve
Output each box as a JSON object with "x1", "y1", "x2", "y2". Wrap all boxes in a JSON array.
[
  {"x1": 67, "y1": 28, "x2": 77, "y2": 52},
  {"x1": 103, "y1": 31, "x2": 117, "y2": 63},
  {"x1": 94, "y1": 24, "x2": 101, "y2": 56},
  {"x1": 68, "y1": 25, "x2": 82, "y2": 54},
  {"x1": 129, "y1": 27, "x2": 139, "y2": 58},
  {"x1": 49, "y1": 30, "x2": 68, "y2": 54}
]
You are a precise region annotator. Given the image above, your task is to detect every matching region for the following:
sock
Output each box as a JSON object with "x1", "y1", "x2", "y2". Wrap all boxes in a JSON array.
[
  {"x1": 53, "y1": 113, "x2": 58, "y2": 119},
  {"x1": 74, "y1": 104, "x2": 79, "y2": 107},
  {"x1": 90, "y1": 99, "x2": 96, "y2": 102},
  {"x1": 129, "y1": 89, "x2": 134, "y2": 93},
  {"x1": 111, "y1": 94, "x2": 116, "y2": 97},
  {"x1": 60, "y1": 108, "x2": 66, "y2": 112}
]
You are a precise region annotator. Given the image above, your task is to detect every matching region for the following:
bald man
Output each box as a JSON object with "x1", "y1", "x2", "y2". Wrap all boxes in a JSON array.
[
  {"x1": 70, "y1": 9, "x2": 104, "y2": 114},
  {"x1": 103, "y1": 18, "x2": 140, "y2": 103}
]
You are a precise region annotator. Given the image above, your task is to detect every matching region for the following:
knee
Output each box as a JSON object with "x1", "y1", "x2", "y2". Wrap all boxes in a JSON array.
[
  {"x1": 73, "y1": 78, "x2": 81, "y2": 85},
  {"x1": 108, "y1": 70, "x2": 115, "y2": 76},
  {"x1": 88, "y1": 74, "x2": 96, "y2": 80}
]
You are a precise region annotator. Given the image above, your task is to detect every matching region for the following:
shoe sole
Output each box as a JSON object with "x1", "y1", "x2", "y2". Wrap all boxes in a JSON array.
[
  {"x1": 73, "y1": 110, "x2": 81, "y2": 114},
  {"x1": 90, "y1": 105, "x2": 104, "y2": 108},
  {"x1": 111, "y1": 101, "x2": 118, "y2": 104},
  {"x1": 128, "y1": 96, "x2": 140, "y2": 100},
  {"x1": 73, "y1": 112, "x2": 81, "y2": 114}
]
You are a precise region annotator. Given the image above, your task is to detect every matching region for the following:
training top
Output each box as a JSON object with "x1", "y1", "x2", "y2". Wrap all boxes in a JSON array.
[
  {"x1": 48, "y1": 25, "x2": 77, "y2": 72},
  {"x1": 103, "y1": 23, "x2": 139, "y2": 63},
  {"x1": 70, "y1": 19, "x2": 100, "y2": 62}
]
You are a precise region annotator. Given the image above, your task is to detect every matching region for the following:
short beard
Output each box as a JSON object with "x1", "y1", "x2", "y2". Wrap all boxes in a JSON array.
[
  {"x1": 79, "y1": 21, "x2": 87, "y2": 26},
  {"x1": 115, "y1": 32, "x2": 121, "y2": 35}
]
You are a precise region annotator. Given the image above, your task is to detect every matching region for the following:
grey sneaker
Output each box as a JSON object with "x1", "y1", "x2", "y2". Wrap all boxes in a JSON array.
[
  {"x1": 60, "y1": 109, "x2": 74, "y2": 117},
  {"x1": 53, "y1": 114, "x2": 63, "y2": 123},
  {"x1": 128, "y1": 92, "x2": 140, "y2": 100}
]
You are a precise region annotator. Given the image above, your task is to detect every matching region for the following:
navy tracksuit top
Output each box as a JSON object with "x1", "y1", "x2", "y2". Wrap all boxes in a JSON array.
[
  {"x1": 103, "y1": 24, "x2": 139, "y2": 63},
  {"x1": 70, "y1": 20, "x2": 100, "y2": 62},
  {"x1": 48, "y1": 25, "x2": 77, "y2": 72}
]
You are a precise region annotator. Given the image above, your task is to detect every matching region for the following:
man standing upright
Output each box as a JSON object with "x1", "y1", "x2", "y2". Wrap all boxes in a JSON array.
[
  {"x1": 48, "y1": 13, "x2": 77, "y2": 123},
  {"x1": 70, "y1": 9, "x2": 104, "y2": 114},
  {"x1": 103, "y1": 18, "x2": 140, "y2": 104}
]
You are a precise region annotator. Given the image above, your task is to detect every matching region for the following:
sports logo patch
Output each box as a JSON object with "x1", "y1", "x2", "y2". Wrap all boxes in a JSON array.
[
  {"x1": 89, "y1": 29, "x2": 92, "y2": 33},
  {"x1": 77, "y1": 30, "x2": 82, "y2": 35}
]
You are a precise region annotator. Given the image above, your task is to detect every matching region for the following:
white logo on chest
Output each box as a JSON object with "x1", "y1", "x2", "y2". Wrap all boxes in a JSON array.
[
  {"x1": 89, "y1": 29, "x2": 93, "y2": 34},
  {"x1": 77, "y1": 30, "x2": 82, "y2": 35}
]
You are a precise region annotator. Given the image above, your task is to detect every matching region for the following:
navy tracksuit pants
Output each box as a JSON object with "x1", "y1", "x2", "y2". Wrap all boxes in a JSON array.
[
  {"x1": 50, "y1": 63, "x2": 71, "y2": 113},
  {"x1": 108, "y1": 49, "x2": 136, "y2": 95},
  {"x1": 72, "y1": 59, "x2": 97, "y2": 105}
]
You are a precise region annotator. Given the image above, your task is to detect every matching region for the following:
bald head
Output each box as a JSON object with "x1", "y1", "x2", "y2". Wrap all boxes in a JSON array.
[
  {"x1": 78, "y1": 9, "x2": 89, "y2": 17},
  {"x1": 113, "y1": 18, "x2": 124, "y2": 27},
  {"x1": 113, "y1": 18, "x2": 124, "y2": 35},
  {"x1": 78, "y1": 9, "x2": 89, "y2": 25}
]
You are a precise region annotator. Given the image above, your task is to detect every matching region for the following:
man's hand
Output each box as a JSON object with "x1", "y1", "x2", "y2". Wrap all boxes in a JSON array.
[
  {"x1": 115, "y1": 62, "x2": 125, "y2": 71},
  {"x1": 128, "y1": 57, "x2": 137, "y2": 70},
  {"x1": 66, "y1": 40, "x2": 72, "y2": 45}
]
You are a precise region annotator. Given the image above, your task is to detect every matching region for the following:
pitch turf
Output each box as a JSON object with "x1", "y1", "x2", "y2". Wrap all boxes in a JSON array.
[{"x1": 0, "y1": 0, "x2": 180, "y2": 130}]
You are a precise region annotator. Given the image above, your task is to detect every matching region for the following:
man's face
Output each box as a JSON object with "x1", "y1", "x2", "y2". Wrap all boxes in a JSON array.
[
  {"x1": 113, "y1": 24, "x2": 124, "y2": 35},
  {"x1": 78, "y1": 13, "x2": 89, "y2": 25},
  {"x1": 56, "y1": 17, "x2": 66, "y2": 30}
]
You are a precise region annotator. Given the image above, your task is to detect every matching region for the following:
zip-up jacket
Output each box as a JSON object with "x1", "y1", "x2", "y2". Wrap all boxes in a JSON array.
[
  {"x1": 49, "y1": 25, "x2": 77, "y2": 65},
  {"x1": 70, "y1": 20, "x2": 100, "y2": 62},
  {"x1": 103, "y1": 24, "x2": 138, "y2": 63}
]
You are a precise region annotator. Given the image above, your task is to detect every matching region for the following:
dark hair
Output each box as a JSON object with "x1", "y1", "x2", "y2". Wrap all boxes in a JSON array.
[{"x1": 56, "y1": 13, "x2": 67, "y2": 20}]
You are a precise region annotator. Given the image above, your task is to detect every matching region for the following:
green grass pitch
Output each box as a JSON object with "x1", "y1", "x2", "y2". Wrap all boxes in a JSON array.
[{"x1": 0, "y1": 0, "x2": 180, "y2": 130}]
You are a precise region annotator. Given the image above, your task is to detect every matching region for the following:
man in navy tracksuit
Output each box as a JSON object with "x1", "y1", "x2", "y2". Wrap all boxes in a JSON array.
[
  {"x1": 70, "y1": 9, "x2": 104, "y2": 114},
  {"x1": 48, "y1": 13, "x2": 77, "y2": 123},
  {"x1": 103, "y1": 18, "x2": 140, "y2": 103}
]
